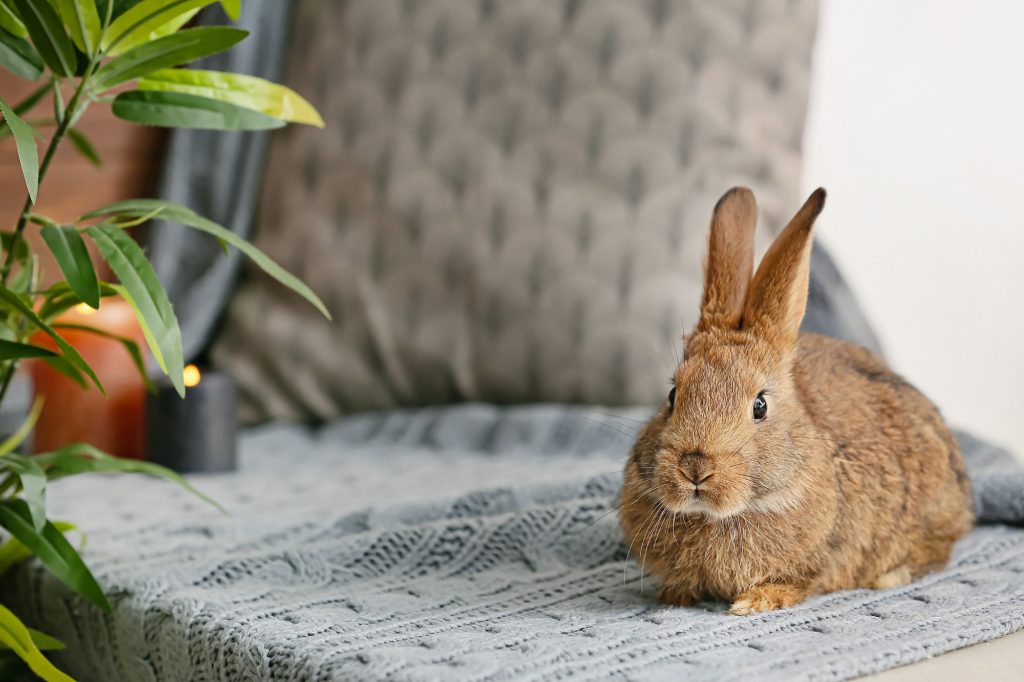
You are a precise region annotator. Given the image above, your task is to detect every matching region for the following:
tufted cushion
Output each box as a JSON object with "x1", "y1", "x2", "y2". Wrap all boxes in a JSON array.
[{"x1": 213, "y1": 0, "x2": 820, "y2": 421}]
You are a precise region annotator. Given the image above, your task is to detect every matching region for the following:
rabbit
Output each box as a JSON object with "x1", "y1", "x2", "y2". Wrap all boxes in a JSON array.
[{"x1": 618, "y1": 187, "x2": 974, "y2": 615}]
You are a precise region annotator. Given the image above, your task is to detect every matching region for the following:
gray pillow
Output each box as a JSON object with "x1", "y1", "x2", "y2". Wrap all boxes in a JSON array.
[
  {"x1": 213, "y1": 0, "x2": 825, "y2": 422},
  {"x1": 804, "y1": 242, "x2": 882, "y2": 356}
]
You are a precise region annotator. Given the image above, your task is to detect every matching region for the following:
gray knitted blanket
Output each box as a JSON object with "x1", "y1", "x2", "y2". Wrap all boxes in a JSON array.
[{"x1": 5, "y1": 405, "x2": 1024, "y2": 681}]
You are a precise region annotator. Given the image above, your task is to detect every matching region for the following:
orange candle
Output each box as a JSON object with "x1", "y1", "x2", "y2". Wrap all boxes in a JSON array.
[{"x1": 30, "y1": 298, "x2": 148, "y2": 459}]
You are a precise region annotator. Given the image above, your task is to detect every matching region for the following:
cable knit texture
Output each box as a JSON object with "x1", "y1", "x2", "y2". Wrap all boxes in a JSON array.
[
  {"x1": 213, "y1": 0, "x2": 819, "y2": 420},
  {"x1": 3, "y1": 406, "x2": 1023, "y2": 681}
]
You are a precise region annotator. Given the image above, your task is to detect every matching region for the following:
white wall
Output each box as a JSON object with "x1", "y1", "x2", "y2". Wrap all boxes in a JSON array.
[{"x1": 803, "y1": 0, "x2": 1024, "y2": 457}]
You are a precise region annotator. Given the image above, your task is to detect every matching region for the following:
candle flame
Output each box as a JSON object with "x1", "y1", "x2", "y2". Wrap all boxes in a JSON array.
[
  {"x1": 183, "y1": 364, "x2": 202, "y2": 388},
  {"x1": 74, "y1": 303, "x2": 97, "y2": 315}
]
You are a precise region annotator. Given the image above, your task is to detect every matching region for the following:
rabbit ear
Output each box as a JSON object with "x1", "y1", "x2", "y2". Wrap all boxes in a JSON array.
[
  {"x1": 698, "y1": 187, "x2": 758, "y2": 331},
  {"x1": 744, "y1": 188, "x2": 827, "y2": 348}
]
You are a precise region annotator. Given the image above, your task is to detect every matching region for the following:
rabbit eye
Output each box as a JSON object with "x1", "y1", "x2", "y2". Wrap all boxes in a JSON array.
[
  {"x1": 667, "y1": 387, "x2": 677, "y2": 412},
  {"x1": 752, "y1": 392, "x2": 768, "y2": 421}
]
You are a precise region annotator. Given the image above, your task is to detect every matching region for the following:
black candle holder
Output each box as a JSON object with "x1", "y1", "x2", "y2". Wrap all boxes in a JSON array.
[{"x1": 146, "y1": 366, "x2": 237, "y2": 473}]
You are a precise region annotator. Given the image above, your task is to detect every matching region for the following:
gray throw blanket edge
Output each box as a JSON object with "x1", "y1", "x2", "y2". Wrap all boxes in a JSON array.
[{"x1": 2, "y1": 405, "x2": 1021, "y2": 682}]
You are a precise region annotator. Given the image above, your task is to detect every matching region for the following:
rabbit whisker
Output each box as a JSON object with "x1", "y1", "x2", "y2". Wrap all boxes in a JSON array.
[
  {"x1": 585, "y1": 417, "x2": 641, "y2": 442},
  {"x1": 570, "y1": 479, "x2": 660, "y2": 538},
  {"x1": 624, "y1": 505, "x2": 660, "y2": 586},
  {"x1": 592, "y1": 411, "x2": 648, "y2": 425},
  {"x1": 640, "y1": 505, "x2": 668, "y2": 594}
]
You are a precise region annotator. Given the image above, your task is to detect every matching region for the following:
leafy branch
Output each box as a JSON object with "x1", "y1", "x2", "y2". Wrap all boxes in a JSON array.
[{"x1": 0, "y1": 1, "x2": 327, "y2": 679}]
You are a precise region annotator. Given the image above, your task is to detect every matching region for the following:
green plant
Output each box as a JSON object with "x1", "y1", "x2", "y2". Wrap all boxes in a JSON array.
[{"x1": 0, "y1": 1, "x2": 327, "y2": 679}]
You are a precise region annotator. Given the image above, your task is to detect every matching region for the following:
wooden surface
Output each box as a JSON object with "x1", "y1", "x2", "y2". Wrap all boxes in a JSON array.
[
  {"x1": 869, "y1": 629, "x2": 1024, "y2": 681},
  {"x1": 0, "y1": 71, "x2": 164, "y2": 284}
]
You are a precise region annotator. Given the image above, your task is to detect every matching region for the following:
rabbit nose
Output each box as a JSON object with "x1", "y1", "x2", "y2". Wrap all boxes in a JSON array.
[
  {"x1": 678, "y1": 451, "x2": 713, "y2": 487},
  {"x1": 680, "y1": 470, "x2": 715, "y2": 488},
  {"x1": 693, "y1": 472, "x2": 715, "y2": 486}
]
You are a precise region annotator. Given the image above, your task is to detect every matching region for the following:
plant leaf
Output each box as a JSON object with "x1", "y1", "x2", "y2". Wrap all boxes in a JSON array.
[
  {"x1": 0, "y1": 286, "x2": 103, "y2": 393},
  {"x1": 0, "y1": 230, "x2": 30, "y2": 262},
  {"x1": 95, "y1": 0, "x2": 141, "y2": 23},
  {"x1": 112, "y1": 89, "x2": 284, "y2": 130},
  {"x1": 103, "y1": 0, "x2": 218, "y2": 55},
  {"x1": 0, "y1": 521, "x2": 75, "y2": 576},
  {"x1": 0, "y1": 455, "x2": 47, "y2": 531},
  {"x1": 13, "y1": 81, "x2": 50, "y2": 115},
  {"x1": 10, "y1": 0, "x2": 76, "y2": 77},
  {"x1": 109, "y1": 281, "x2": 161, "y2": 372},
  {"x1": 26, "y1": 628, "x2": 65, "y2": 651},
  {"x1": 8, "y1": 251, "x2": 37, "y2": 294},
  {"x1": 109, "y1": 204, "x2": 162, "y2": 228},
  {"x1": 138, "y1": 68, "x2": 324, "y2": 127},
  {"x1": 0, "y1": 605, "x2": 74, "y2": 682},
  {"x1": 0, "y1": 395, "x2": 43, "y2": 457},
  {"x1": 103, "y1": 6, "x2": 201, "y2": 57},
  {"x1": 36, "y1": 279, "x2": 119, "y2": 322},
  {"x1": 34, "y1": 442, "x2": 223, "y2": 512},
  {"x1": 83, "y1": 199, "x2": 330, "y2": 319},
  {"x1": 0, "y1": 535, "x2": 31, "y2": 575},
  {"x1": 26, "y1": 213, "x2": 58, "y2": 228},
  {"x1": 56, "y1": 0, "x2": 101, "y2": 55},
  {"x1": 39, "y1": 355, "x2": 87, "y2": 388},
  {"x1": 0, "y1": 26, "x2": 43, "y2": 80},
  {"x1": 0, "y1": 94, "x2": 38, "y2": 202},
  {"x1": 54, "y1": 322, "x2": 154, "y2": 392},
  {"x1": 0, "y1": 339, "x2": 56, "y2": 360},
  {"x1": 51, "y1": 78, "x2": 65, "y2": 121},
  {"x1": 219, "y1": 0, "x2": 240, "y2": 20},
  {"x1": 41, "y1": 224, "x2": 100, "y2": 307},
  {"x1": 67, "y1": 126, "x2": 101, "y2": 165},
  {"x1": 142, "y1": 6, "x2": 198, "y2": 42},
  {"x1": 94, "y1": 25, "x2": 246, "y2": 90},
  {"x1": 0, "y1": 499, "x2": 111, "y2": 611},
  {"x1": 0, "y1": 1, "x2": 27, "y2": 38},
  {"x1": 84, "y1": 223, "x2": 183, "y2": 395},
  {"x1": 218, "y1": 0, "x2": 237, "y2": 19}
]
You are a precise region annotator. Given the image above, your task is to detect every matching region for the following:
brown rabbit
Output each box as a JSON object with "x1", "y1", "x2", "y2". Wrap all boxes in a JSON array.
[{"x1": 618, "y1": 187, "x2": 974, "y2": 615}]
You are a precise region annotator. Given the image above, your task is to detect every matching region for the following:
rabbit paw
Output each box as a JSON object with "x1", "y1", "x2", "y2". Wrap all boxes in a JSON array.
[
  {"x1": 871, "y1": 566, "x2": 912, "y2": 589},
  {"x1": 729, "y1": 584, "x2": 807, "y2": 615}
]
